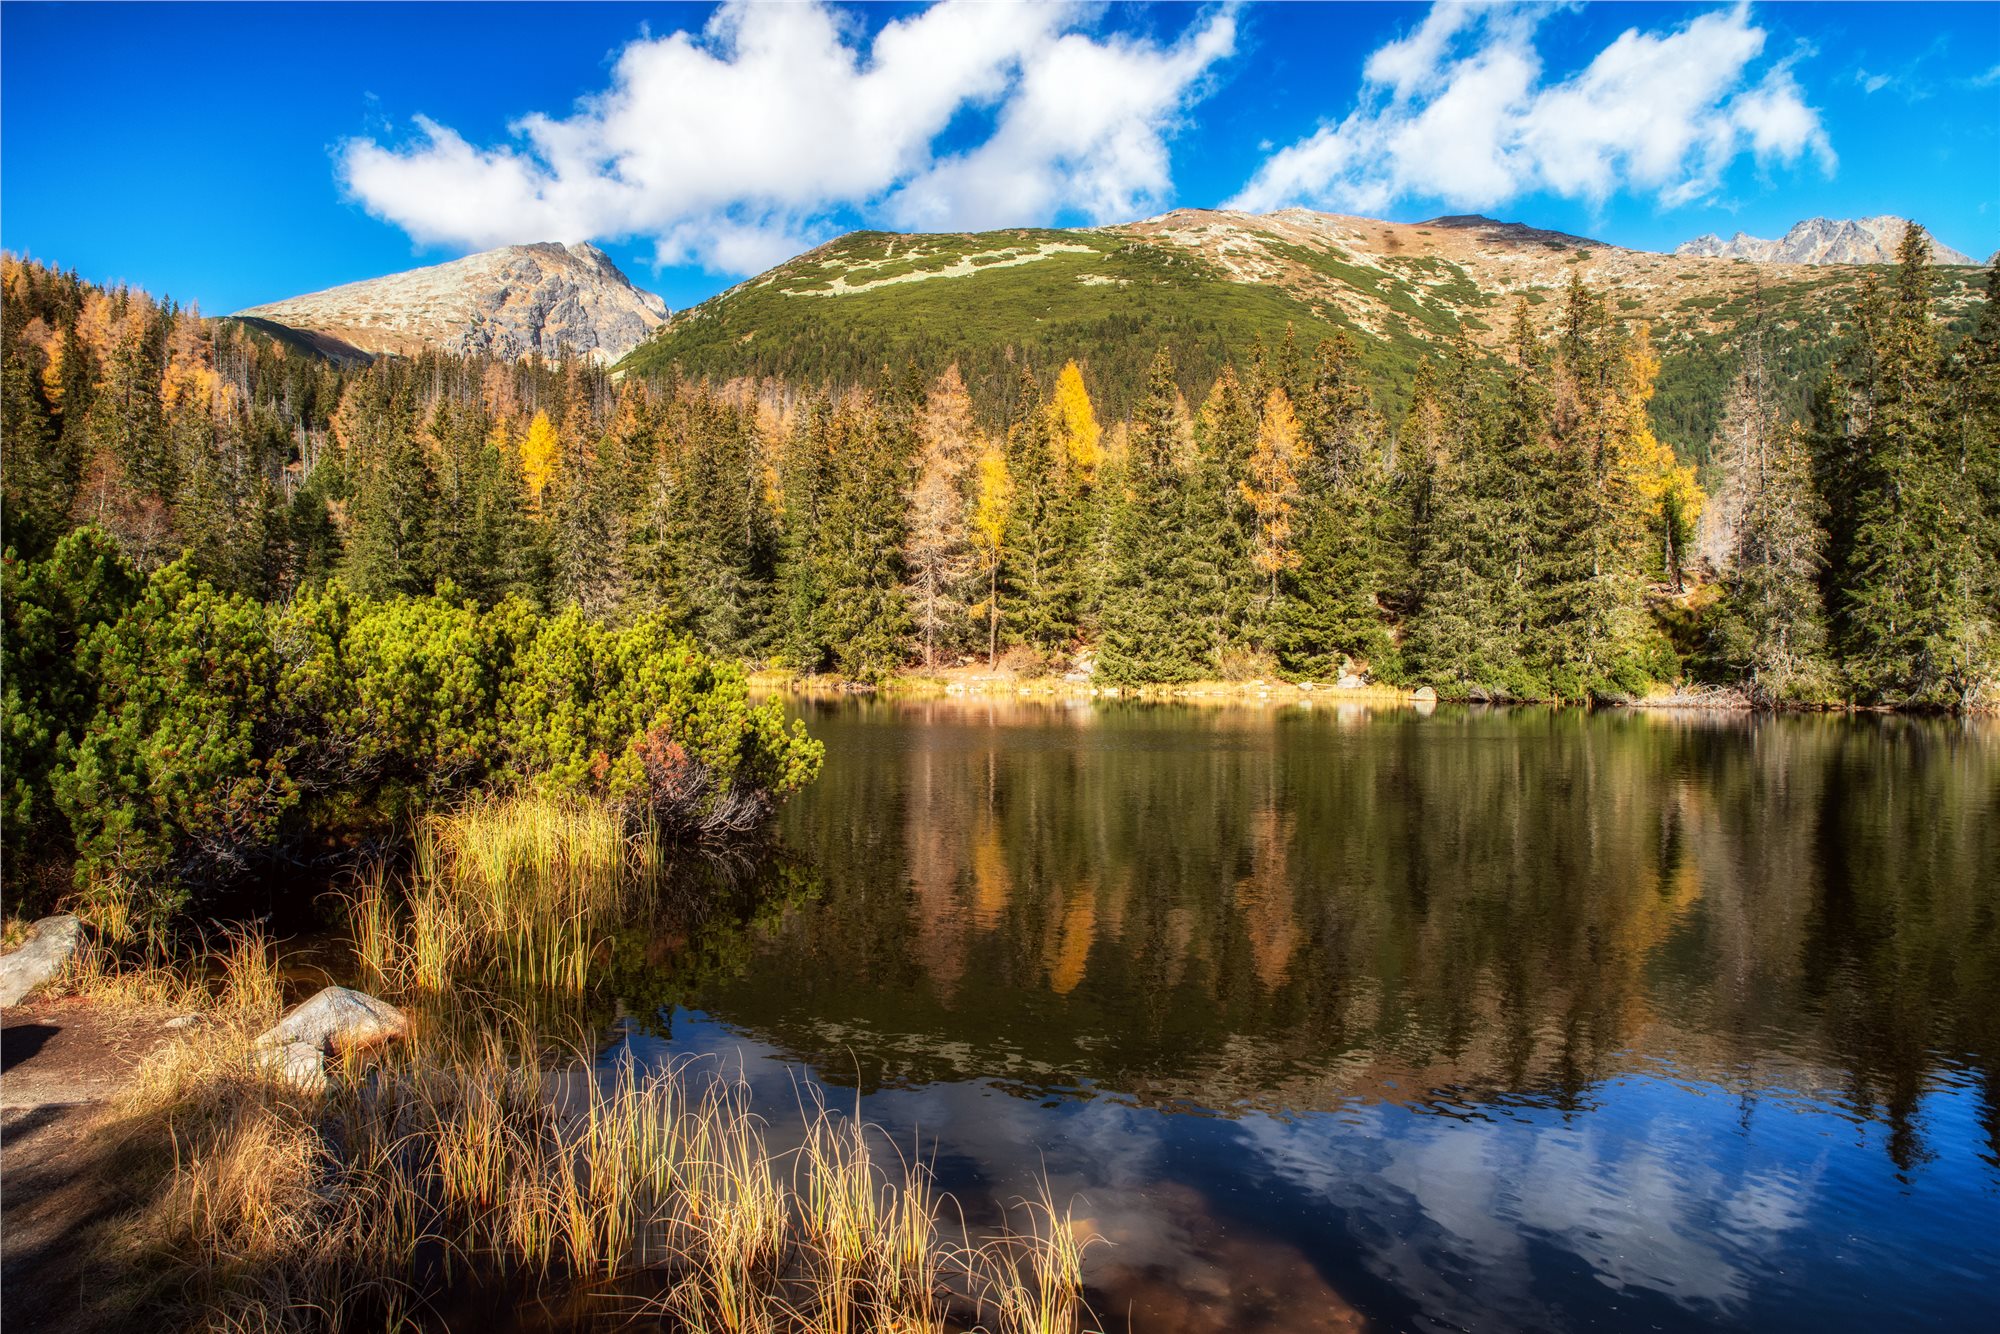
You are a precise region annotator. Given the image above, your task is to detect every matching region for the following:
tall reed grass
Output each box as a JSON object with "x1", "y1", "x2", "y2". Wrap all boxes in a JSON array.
[
  {"x1": 349, "y1": 795, "x2": 655, "y2": 994},
  {"x1": 126, "y1": 1010, "x2": 1093, "y2": 1332},
  {"x1": 99, "y1": 797, "x2": 1096, "y2": 1333}
]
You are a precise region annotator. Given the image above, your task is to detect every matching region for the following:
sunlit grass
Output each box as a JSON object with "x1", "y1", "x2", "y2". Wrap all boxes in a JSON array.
[
  {"x1": 119, "y1": 1007, "x2": 1091, "y2": 1331},
  {"x1": 347, "y1": 794, "x2": 657, "y2": 995},
  {"x1": 81, "y1": 798, "x2": 1096, "y2": 1332}
]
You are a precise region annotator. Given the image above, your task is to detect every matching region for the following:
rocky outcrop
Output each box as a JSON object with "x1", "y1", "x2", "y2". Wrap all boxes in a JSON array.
[
  {"x1": 254, "y1": 986, "x2": 408, "y2": 1092},
  {"x1": 0, "y1": 915, "x2": 83, "y2": 1006},
  {"x1": 235, "y1": 242, "x2": 669, "y2": 363},
  {"x1": 1675, "y1": 217, "x2": 1977, "y2": 266}
]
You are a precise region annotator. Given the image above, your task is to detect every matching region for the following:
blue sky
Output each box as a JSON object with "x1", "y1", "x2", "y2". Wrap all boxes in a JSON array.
[{"x1": 3, "y1": 1, "x2": 1996, "y2": 315}]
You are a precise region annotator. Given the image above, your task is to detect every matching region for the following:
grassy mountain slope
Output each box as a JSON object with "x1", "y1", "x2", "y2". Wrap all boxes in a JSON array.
[{"x1": 620, "y1": 208, "x2": 1991, "y2": 457}]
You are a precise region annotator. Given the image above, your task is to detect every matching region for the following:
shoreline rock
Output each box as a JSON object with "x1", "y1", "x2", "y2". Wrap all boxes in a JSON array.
[
  {"x1": 253, "y1": 986, "x2": 408, "y2": 1092},
  {"x1": 0, "y1": 915, "x2": 84, "y2": 1007}
]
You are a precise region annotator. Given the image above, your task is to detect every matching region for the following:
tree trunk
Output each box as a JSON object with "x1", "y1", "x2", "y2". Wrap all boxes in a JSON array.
[{"x1": 988, "y1": 561, "x2": 998, "y2": 668}]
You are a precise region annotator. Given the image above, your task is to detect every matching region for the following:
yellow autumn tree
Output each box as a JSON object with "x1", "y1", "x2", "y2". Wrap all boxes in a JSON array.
[
  {"x1": 970, "y1": 445, "x2": 1013, "y2": 667},
  {"x1": 1047, "y1": 360, "x2": 1103, "y2": 476},
  {"x1": 519, "y1": 409, "x2": 560, "y2": 509},
  {"x1": 1241, "y1": 387, "x2": 1303, "y2": 601},
  {"x1": 1614, "y1": 326, "x2": 1706, "y2": 590}
]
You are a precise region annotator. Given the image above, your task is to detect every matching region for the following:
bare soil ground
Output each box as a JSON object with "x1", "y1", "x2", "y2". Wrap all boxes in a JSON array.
[{"x1": 2, "y1": 1000, "x2": 177, "y2": 1334}]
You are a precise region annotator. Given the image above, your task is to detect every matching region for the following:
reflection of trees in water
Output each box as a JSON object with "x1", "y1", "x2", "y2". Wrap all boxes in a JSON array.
[{"x1": 678, "y1": 701, "x2": 2000, "y2": 1171}]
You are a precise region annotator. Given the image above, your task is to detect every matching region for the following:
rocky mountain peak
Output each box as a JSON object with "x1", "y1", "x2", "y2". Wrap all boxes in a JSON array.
[
  {"x1": 234, "y1": 242, "x2": 669, "y2": 363},
  {"x1": 1674, "y1": 216, "x2": 1977, "y2": 267}
]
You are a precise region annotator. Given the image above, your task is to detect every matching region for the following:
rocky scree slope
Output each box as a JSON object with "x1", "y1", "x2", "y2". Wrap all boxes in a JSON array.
[{"x1": 234, "y1": 242, "x2": 669, "y2": 363}]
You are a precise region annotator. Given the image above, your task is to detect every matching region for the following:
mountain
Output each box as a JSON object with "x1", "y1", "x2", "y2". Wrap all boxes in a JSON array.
[
  {"x1": 1674, "y1": 216, "x2": 1977, "y2": 266},
  {"x1": 615, "y1": 207, "x2": 1990, "y2": 445},
  {"x1": 233, "y1": 242, "x2": 668, "y2": 363}
]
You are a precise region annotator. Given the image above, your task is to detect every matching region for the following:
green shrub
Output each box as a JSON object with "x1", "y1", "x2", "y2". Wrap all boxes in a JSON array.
[{"x1": 10, "y1": 529, "x2": 824, "y2": 927}]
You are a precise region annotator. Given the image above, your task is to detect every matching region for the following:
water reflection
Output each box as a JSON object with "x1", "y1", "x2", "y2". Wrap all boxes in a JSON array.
[{"x1": 614, "y1": 701, "x2": 2000, "y2": 1331}]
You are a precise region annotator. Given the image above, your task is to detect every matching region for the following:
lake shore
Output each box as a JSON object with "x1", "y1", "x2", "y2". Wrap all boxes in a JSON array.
[{"x1": 751, "y1": 668, "x2": 1992, "y2": 713}]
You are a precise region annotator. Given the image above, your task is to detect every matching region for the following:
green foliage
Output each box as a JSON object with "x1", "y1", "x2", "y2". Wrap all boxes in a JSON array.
[
  {"x1": 1816, "y1": 227, "x2": 1999, "y2": 706},
  {"x1": 52, "y1": 559, "x2": 297, "y2": 912},
  {"x1": 1097, "y1": 352, "x2": 1218, "y2": 685},
  {"x1": 2, "y1": 529, "x2": 142, "y2": 872},
  {"x1": 4, "y1": 531, "x2": 823, "y2": 926}
]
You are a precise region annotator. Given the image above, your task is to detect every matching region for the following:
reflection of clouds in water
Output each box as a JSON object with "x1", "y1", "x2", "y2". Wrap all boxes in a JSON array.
[
  {"x1": 1239, "y1": 1096, "x2": 1818, "y2": 1324},
  {"x1": 621, "y1": 1014, "x2": 1994, "y2": 1332}
]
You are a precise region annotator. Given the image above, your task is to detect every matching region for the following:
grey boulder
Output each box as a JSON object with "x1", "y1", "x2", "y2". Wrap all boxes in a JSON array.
[
  {"x1": 253, "y1": 986, "x2": 409, "y2": 1092},
  {"x1": 0, "y1": 915, "x2": 84, "y2": 1007}
]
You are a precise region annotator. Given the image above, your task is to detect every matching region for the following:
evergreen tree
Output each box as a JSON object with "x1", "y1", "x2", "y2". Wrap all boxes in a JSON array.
[
  {"x1": 342, "y1": 380, "x2": 435, "y2": 596},
  {"x1": 774, "y1": 398, "x2": 843, "y2": 673},
  {"x1": 1192, "y1": 365, "x2": 1259, "y2": 653},
  {"x1": 1822, "y1": 225, "x2": 1993, "y2": 705},
  {"x1": 817, "y1": 401, "x2": 911, "y2": 680},
  {"x1": 1001, "y1": 369, "x2": 1072, "y2": 657},
  {"x1": 1398, "y1": 342, "x2": 1502, "y2": 691},
  {"x1": 1279, "y1": 336, "x2": 1397, "y2": 680},
  {"x1": 1098, "y1": 352, "x2": 1214, "y2": 684}
]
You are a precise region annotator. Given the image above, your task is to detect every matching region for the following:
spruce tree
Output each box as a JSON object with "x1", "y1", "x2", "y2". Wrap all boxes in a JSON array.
[
  {"x1": 1398, "y1": 344, "x2": 1502, "y2": 692},
  {"x1": 817, "y1": 401, "x2": 912, "y2": 680},
  {"x1": 1191, "y1": 365, "x2": 1258, "y2": 659},
  {"x1": 1097, "y1": 351, "x2": 1214, "y2": 684},
  {"x1": 1279, "y1": 336, "x2": 1397, "y2": 680},
  {"x1": 1825, "y1": 224, "x2": 1991, "y2": 705}
]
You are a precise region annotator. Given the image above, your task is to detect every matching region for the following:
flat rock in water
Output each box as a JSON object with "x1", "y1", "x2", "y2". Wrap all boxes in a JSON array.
[
  {"x1": 255, "y1": 986, "x2": 408, "y2": 1056},
  {"x1": 1411, "y1": 686, "x2": 1439, "y2": 703},
  {"x1": 1337, "y1": 674, "x2": 1366, "y2": 689},
  {"x1": 0, "y1": 915, "x2": 83, "y2": 1007}
]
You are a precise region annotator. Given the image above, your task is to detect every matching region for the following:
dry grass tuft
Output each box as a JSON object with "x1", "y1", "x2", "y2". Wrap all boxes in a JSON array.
[
  {"x1": 79, "y1": 799, "x2": 1097, "y2": 1332},
  {"x1": 347, "y1": 795, "x2": 655, "y2": 995}
]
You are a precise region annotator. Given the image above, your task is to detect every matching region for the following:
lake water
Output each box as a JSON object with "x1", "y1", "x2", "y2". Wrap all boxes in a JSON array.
[{"x1": 605, "y1": 699, "x2": 2000, "y2": 1332}]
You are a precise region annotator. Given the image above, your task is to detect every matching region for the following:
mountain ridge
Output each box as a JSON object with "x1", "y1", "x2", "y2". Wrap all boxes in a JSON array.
[
  {"x1": 614, "y1": 205, "x2": 1991, "y2": 445},
  {"x1": 1674, "y1": 216, "x2": 1977, "y2": 266}
]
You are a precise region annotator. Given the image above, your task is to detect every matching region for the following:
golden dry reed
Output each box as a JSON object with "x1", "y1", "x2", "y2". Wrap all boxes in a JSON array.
[
  {"x1": 348, "y1": 795, "x2": 654, "y2": 994},
  {"x1": 102, "y1": 799, "x2": 1095, "y2": 1333}
]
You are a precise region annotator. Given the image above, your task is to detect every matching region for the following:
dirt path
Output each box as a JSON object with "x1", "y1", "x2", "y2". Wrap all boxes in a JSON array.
[{"x1": 2, "y1": 1000, "x2": 179, "y2": 1334}]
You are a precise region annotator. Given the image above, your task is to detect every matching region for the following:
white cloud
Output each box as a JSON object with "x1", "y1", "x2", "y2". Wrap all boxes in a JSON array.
[
  {"x1": 1229, "y1": 1, "x2": 1833, "y2": 217},
  {"x1": 339, "y1": 0, "x2": 1235, "y2": 275}
]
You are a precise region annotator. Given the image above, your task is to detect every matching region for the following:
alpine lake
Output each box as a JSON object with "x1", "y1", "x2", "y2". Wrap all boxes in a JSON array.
[{"x1": 348, "y1": 696, "x2": 2000, "y2": 1333}]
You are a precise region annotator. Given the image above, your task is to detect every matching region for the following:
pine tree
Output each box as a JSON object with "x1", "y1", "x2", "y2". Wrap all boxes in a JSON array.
[
  {"x1": 1824, "y1": 224, "x2": 1992, "y2": 705},
  {"x1": 1097, "y1": 351, "x2": 1214, "y2": 684}
]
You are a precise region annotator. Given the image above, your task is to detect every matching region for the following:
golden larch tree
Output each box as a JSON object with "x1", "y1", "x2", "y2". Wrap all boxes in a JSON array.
[
  {"x1": 1613, "y1": 325, "x2": 1706, "y2": 590},
  {"x1": 1241, "y1": 387, "x2": 1304, "y2": 600},
  {"x1": 519, "y1": 409, "x2": 561, "y2": 509},
  {"x1": 1048, "y1": 360, "x2": 1103, "y2": 476},
  {"x1": 970, "y1": 445, "x2": 1013, "y2": 667}
]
